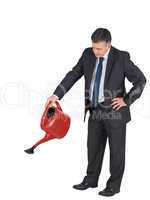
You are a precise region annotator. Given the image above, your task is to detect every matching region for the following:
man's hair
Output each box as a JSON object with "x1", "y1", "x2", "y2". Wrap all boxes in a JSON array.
[{"x1": 91, "y1": 28, "x2": 112, "y2": 43}]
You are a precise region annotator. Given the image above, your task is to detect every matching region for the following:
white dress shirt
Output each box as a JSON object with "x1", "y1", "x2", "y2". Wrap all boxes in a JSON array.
[{"x1": 89, "y1": 47, "x2": 110, "y2": 103}]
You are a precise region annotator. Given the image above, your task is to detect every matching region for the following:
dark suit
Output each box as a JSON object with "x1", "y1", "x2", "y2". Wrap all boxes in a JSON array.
[
  {"x1": 53, "y1": 46, "x2": 146, "y2": 122},
  {"x1": 53, "y1": 46, "x2": 146, "y2": 189}
]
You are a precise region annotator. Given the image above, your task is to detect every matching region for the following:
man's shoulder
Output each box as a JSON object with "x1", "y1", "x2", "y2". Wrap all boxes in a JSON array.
[
  {"x1": 74, "y1": 47, "x2": 92, "y2": 63},
  {"x1": 113, "y1": 46, "x2": 130, "y2": 57},
  {"x1": 80, "y1": 47, "x2": 93, "y2": 59},
  {"x1": 83, "y1": 47, "x2": 92, "y2": 54}
]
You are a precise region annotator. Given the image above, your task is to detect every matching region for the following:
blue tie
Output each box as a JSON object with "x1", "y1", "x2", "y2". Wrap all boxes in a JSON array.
[{"x1": 91, "y1": 57, "x2": 104, "y2": 108}]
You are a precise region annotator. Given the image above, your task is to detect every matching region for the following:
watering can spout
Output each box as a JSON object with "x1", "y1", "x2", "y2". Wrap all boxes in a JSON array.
[
  {"x1": 24, "y1": 147, "x2": 35, "y2": 154},
  {"x1": 24, "y1": 101, "x2": 71, "y2": 154}
]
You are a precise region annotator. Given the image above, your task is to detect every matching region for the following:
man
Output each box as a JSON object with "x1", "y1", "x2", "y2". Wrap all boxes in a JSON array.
[{"x1": 45, "y1": 28, "x2": 147, "y2": 196}]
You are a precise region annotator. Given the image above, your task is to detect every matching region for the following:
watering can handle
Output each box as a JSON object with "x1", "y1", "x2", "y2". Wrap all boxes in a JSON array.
[
  {"x1": 55, "y1": 101, "x2": 63, "y2": 111},
  {"x1": 47, "y1": 100, "x2": 62, "y2": 111}
]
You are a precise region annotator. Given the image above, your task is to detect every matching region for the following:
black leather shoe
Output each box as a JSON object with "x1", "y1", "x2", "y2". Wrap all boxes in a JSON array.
[
  {"x1": 98, "y1": 187, "x2": 120, "y2": 196},
  {"x1": 73, "y1": 177, "x2": 98, "y2": 190}
]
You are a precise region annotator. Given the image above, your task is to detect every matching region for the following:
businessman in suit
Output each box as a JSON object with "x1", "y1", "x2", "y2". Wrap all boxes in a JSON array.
[{"x1": 45, "y1": 28, "x2": 147, "y2": 196}]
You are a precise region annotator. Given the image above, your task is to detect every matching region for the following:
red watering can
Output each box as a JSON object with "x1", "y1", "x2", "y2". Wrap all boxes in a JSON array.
[{"x1": 24, "y1": 101, "x2": 71, "y2": 154}]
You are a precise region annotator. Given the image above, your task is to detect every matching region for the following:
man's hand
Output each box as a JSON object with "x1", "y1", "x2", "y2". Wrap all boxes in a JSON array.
[
  {"x1": 44, "y1": 95, "x2": 59, "y2": 108},
  {"x1": 111, "y1": 97, "x2": 127, "y2": 110}
]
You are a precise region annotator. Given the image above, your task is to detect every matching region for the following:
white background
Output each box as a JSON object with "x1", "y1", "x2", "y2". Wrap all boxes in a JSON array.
[{"x1": 0, "y1": 0, "x2": 150, "y2": 199}]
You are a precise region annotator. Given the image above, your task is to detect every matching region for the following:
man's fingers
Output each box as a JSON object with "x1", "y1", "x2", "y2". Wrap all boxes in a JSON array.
[
  {"x1": 112, "y1": 98, "x2": 119, "y2": 101},
  {"x1": 112, "y1": 104, "x2": 120, "y2": 109},
  {"x1": 44, "y1": 95, "x2": 58, "y2": 109},
  {"x1": 45, "y1": 100, "x2": 52, "y2": 108},
  {"x1": 45, "y1": 103, "x2": 48, "y2": 108},
  {"x1": 111, "y1": 97, "x2": 126, "y2": 110},
  {"x1": 45, "y1": 101, "x2": 57, "y2": 108},
  {"x1": 111, "y1": 101, "x2": 119, "y2": 106},
  {"x1": 116, "y1": 105, "x2": 122, "y2": 110}
]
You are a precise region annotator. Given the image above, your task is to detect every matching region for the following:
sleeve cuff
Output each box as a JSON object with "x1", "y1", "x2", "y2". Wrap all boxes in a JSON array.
[{"x1": 123, "y1": 96, "x2": 130, "y2": 106}]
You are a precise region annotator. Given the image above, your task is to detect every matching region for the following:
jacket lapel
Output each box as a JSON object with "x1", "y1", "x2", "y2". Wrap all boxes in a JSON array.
[
  {"x1": 88, "y1": 51, "x2": 97, "y2": 84},
  {"x1": 89, "y1": 46, "x2": 116, "y2": 89},
  {"x1": 104, "y1": 46, "x2": 116, "y2": 88}
]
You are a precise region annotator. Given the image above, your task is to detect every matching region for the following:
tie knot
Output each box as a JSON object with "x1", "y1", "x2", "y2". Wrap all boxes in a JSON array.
[{"x1": 99, "y1": 57, "x2": 104, "y2": 62}]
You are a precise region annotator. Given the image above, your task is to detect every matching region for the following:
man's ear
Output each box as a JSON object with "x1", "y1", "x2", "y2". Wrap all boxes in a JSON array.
[{"x1": 107, "y1": 42, "x2": 111, "y2": 48}]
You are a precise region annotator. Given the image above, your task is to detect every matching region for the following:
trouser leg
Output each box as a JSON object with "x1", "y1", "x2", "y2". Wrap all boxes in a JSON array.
[
  {"x1": 86, "y1": 111, "x2": 107, "y2": 185},
  {"x1": 104, "y1": 119, "x2": 126, "y2": 190}
]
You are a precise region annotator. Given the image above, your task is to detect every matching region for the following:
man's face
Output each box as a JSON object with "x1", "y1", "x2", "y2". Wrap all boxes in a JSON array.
[{"x1": 92, "y1": 41, "x2": 111, "y2": 58}]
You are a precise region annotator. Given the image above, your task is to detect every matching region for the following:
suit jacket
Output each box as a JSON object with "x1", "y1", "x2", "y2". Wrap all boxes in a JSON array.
[{"x1": 53, "y1": 46, "x2": 147, "y2": 123}]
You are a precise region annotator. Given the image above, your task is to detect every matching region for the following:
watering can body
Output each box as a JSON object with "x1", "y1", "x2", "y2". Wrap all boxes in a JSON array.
[
  {"x1": 24, "y1": 101, "x2": 71, "y2": 154},
  {"x1": 40, "y1": 101, "x2": 70, "y2": 138}
]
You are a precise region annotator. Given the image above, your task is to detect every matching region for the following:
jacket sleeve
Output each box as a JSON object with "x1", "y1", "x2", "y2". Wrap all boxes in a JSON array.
[
  {"x1": 123, "y1": 52, "x2": 147, "y2": 106},
  {"x1": 53, "y1": 48, "x2": 86, "y2": 100}
]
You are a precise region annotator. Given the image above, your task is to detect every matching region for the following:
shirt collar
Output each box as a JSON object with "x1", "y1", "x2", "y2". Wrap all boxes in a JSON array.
[
  {"x1": 96, "y1": 47, "x2": 111, "y2": 63},
  {"x1": 103, "y1": 47, "x2": 111, "y2": 60}
]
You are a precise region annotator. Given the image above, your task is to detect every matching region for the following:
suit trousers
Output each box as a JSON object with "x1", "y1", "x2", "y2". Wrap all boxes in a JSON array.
[{"x1": 86, "y1": 103, "x2": 126, "y2": 190}]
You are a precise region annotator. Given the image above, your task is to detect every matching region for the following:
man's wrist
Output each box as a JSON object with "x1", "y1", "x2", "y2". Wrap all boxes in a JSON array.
[
  {"x1": 53, "y1": 94, "x2": 59, "y2": 100},
  {"x1": 123, "y1": 97, "x2": 130, "y2": 106}
]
